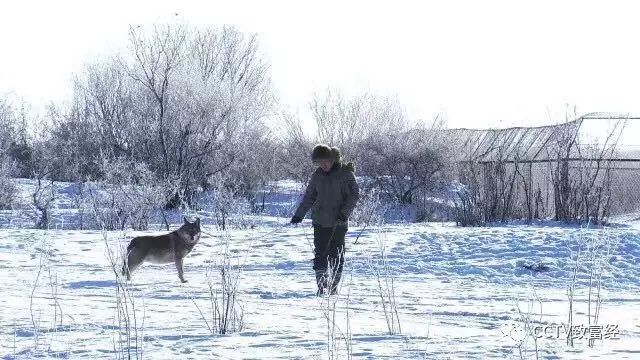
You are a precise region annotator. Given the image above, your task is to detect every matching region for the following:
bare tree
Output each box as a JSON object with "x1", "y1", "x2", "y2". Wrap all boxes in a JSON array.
[
  {"x1": 31, "y1": 174, "x2": 57, "y2": 229},
  {"x1": 124, "y1": 24, "x2": 274, "y2": 207},
  {"x1": 46, "y1": 24, "x2": 275, "y2": 211},
  {"x1": 0, "y1": 95, "x2": 17, "y2": 158},
  {"x1": 360, "y1": 126, "x2": 445, "y2": 206},
  {"x1": 276, "y1": 110, "x2": 316, "y2": 182},
  {"x1": 126, "y1": 24, "x2": 188, "y2": 181},
  {"x1": 311, "y1": 90, "x2": 408, "y2": 165},
  {"x1": 0, "y1": 96, "x2": 25, "y2": 208}
]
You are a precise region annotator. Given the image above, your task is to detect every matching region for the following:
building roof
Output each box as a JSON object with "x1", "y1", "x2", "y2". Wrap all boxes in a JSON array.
[{"x1": 439, "y1": 113, "x2": 638, "y2": 163}]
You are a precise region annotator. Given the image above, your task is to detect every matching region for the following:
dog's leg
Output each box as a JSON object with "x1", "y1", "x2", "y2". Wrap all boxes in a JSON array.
[{"x1": 175, "y1": 257, "x2": 187, "y2": 283}]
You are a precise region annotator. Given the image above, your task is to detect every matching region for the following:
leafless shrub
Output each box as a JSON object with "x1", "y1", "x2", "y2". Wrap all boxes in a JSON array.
[
  {"x1": 452, "y1": 131, "x2": 535, "y2": 225},
  {"x1": 29, "y1": 252, "x2": 44, "y2": 351},
  {"x1": 252, "y1": 180, "x2": 293, "y2": 216},
  {"x1": 0, "y1": 95, "x2": 32, "y2": 180},
  {"x1": 584, "y1": 230, "x2": 617, "y2": 347},
  {"x1": 359, "y1": 123, "x2": 445, "y2": 210},
  {"x1": 31, "y1": 175, "x2": 57, "y2": 229},
  {"x1": 0, "y1": 158, "x2": 17, "y2": 209},
  {"x1": 27, "y1": 236, "x2": 65, "y2": 354},
  {"x1": 513, "y1": 289, "x2": 543, "y2": 360},
  {"x1": 103, "y1": 230, "x2": 146, "y2": 359},
  {"x1": 368, "y1": 236, "x2": 401, "y2": 335},
  {"x1": 565, "y1": 235, "x2": 581, "y2": 347},
  {"x1": 311, "y1": 90, "x2": 409, "y2": 165},
  {"x1": 70, "y1": 181, "x2": 89, "y2": 230},
  {"x1": 349, "y1": 187, "x2": 384, "y2": 227},
  {"x1": 544, "y1": 113, "x2": 625, "y2": 224},
  {"x1": 192, "y1": 234, "x2": 245, "y2": 335},
  {"x1": 565, "y1": 227, "x2": 618, "y2": 348},
  {"x1": 275, "y1": 110, "x2": 316, "y2": 183},
  {"x1": 86, "y1": 158, "x2": 171, "y2": 231},
  {"x1": 0, "y1": 95, "x2": 17, "y2": 147},
  {"x1": 200, "y1": 173, "x2": 256, "y2": 230},
  {"x1": 451, "y1": 111, "x2": 627, "y2": 225},
  {"x1": 318, "y1": 253, "x2": 353, "y2": 360},
  {"x1": 450, "y1": 180, "x2": 485, "y2": 227}
]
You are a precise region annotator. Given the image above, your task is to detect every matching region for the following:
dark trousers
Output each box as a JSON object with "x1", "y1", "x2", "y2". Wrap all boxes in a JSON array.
[{"x1": 313, "y1": 225, "x2": 347, "y2": 293}]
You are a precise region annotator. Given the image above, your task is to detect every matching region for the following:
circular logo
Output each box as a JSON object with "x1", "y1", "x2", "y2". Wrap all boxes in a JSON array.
[{"x1": 500, "y1": 322, "x2": 527, "y2": 343}]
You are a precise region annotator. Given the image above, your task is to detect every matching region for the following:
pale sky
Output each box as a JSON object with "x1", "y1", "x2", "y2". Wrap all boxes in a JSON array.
[{"x1": 2, "y1": 0, "x2": 640, "y2": 131}]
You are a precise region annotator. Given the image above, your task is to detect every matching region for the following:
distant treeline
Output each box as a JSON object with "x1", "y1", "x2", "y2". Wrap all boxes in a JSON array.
[{"x1": 1, "y1": 24, "x2": 637, "y2": 228}]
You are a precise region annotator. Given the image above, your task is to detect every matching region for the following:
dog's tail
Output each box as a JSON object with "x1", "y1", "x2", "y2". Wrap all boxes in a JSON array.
[
  {"x1": 121, "y1": 261, "x2": 128, "y2": 277},
  {"x1": 122, "y1": 239, "x2": 136, "y2": 278}
]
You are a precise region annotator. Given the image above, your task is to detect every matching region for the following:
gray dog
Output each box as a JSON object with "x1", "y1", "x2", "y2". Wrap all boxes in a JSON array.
[{"x1": 123, "y1": 217, "x2": 202, "y2": 283}]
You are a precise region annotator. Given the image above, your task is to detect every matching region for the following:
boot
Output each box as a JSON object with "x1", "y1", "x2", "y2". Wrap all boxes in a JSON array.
[
  {"x1": 328, "y1": 272, "x2": 341, "y2": 295},
  {"x1": 315, "y1": 270, "x2": 327, "y2": 296}
]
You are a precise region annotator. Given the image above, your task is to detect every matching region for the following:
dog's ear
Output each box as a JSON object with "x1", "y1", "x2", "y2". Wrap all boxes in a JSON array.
[
  {"x1": 183, "y1": 216, "x2": 190, "y2": 224},
  {"x1": 195, "y1": 217, "x2": 200, "y2": 225}
]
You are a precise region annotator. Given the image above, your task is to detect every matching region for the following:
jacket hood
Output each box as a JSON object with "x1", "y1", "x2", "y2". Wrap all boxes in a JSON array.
[{"x1": 342, "y1": 161, "x2": 355, "y2": 172}]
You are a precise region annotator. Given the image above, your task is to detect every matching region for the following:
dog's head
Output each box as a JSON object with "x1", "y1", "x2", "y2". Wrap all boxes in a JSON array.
[{"x1": 181, "y1": 217, "x2": 201, "y2": 243}]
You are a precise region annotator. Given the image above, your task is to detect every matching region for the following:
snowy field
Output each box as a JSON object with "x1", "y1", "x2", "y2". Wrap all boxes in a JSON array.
[{"x1": 1, "y1": 181, "x2": 640, "y2": 359}]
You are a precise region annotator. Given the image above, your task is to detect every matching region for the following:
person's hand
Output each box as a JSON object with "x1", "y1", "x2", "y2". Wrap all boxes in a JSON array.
[
  {"x1": 290, "y1": 215, "x2": 303, "y2": 224},
  {"x1": 337, "y1": 214, "x2": 347, "y2": 222}
]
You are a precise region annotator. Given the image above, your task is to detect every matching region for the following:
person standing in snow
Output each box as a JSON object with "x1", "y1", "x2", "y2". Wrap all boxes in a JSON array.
[{"x1": 290, "y1": 144, "x2": 360, "y2": 295}]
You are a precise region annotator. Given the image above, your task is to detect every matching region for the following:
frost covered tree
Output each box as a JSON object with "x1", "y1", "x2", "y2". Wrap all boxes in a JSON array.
[
  {"x1": 311, "y1": 90, "x2": 408, "y2": 165},
  {"x1": 0, "y1": 97, "x2": 18, "y2": 208},
  {"x1": 48, "y1": 24, "x2": 275, "y2": 208}
]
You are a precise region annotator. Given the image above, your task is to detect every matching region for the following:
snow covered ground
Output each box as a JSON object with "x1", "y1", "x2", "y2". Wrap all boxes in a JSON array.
[{"x1": 1, "y1": 180, "x2": 639, "y2": 359}]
